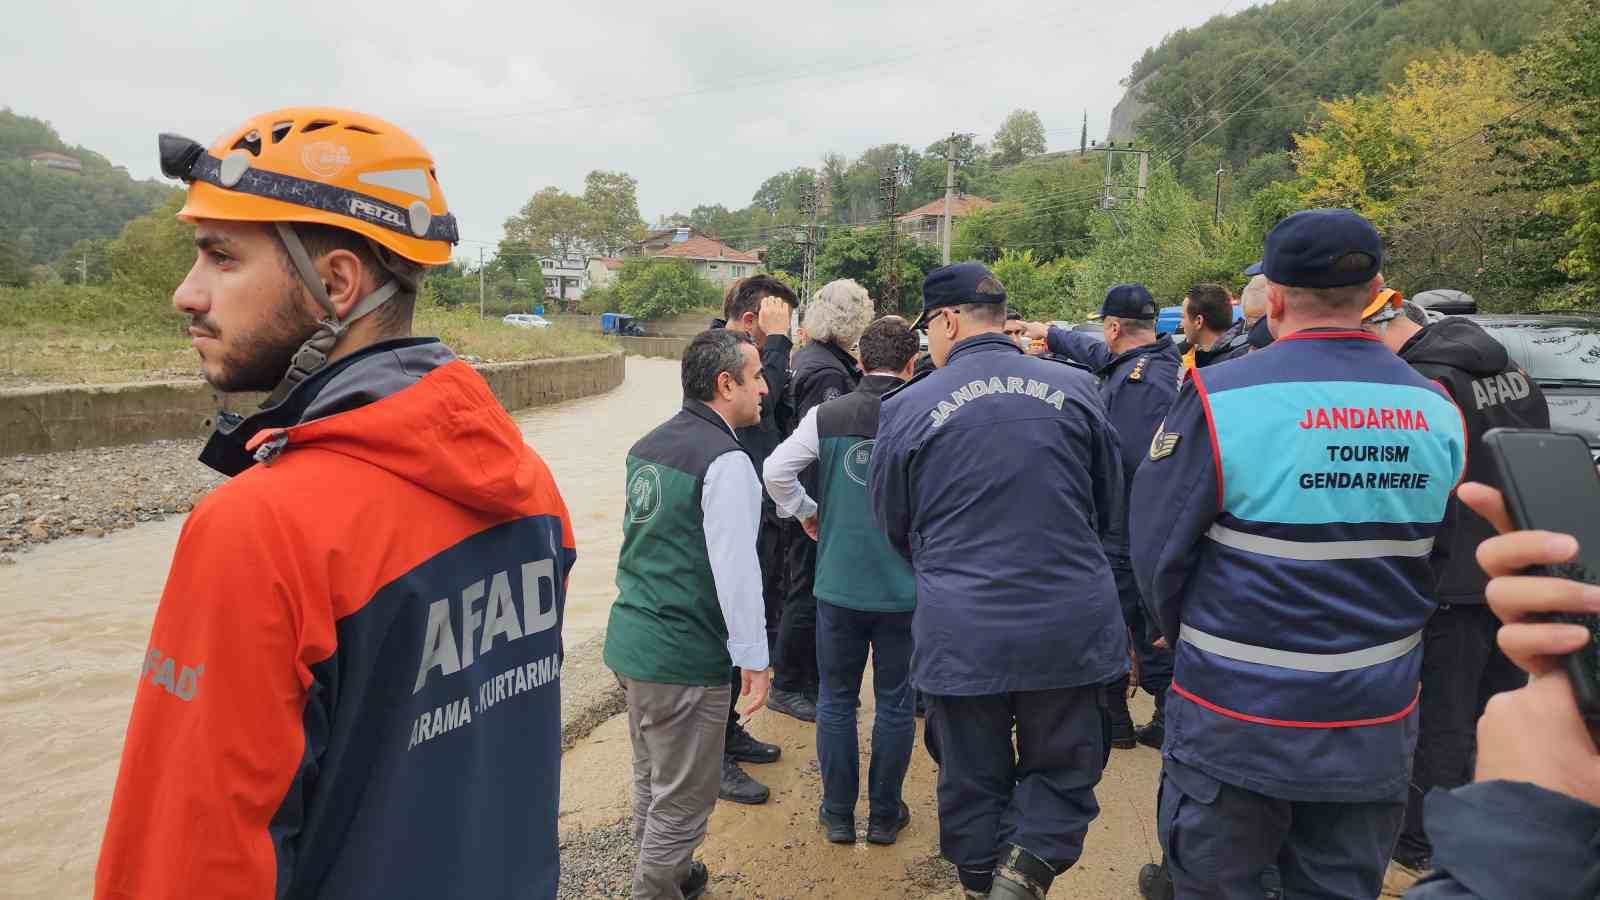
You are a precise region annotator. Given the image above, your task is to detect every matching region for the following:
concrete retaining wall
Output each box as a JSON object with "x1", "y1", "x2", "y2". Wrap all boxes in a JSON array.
[
  {"x1": 0, "y1": 351, "x2": 625, "y2": 458},
  {"x1": 618, "y1": 336, "x2": 688, "y2": 359}
]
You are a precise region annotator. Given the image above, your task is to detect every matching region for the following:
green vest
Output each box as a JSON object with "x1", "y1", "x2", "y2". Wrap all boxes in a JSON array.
[
  {"x1": 813, "y1": 375, "x2": 916, "y2": 613},
  {"x1": 604, "y1": 402, "x2": 749, "y2": 686}
]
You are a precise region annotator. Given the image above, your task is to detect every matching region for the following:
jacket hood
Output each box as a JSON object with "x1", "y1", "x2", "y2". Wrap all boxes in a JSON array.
[
  {"x1": 1400, "y1": 317, "x2": 1510, "y2": 377},
  {"x1": 247, "y1": 358, "x2": 543, "y2": 519}
]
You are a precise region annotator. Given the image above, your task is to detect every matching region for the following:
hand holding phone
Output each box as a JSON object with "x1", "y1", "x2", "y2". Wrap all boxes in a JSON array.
[{"x1": 1480, "y1": 429, "x2": 1600, "y2": 721}]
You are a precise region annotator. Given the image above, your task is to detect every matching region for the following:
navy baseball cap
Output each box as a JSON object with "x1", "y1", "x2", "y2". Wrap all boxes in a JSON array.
[
  {"x1": 914, "y1": 262, "x2": 1007, "y2": 329},
  {"x1": 1093, "y1": 283, "x2": 1157, "y2": 320},
  {"x1": 1261, "y1": 209, "x2": 1384, "y2": 288},
  {"x1": 1243, "y1": 260, "x2": 1263, "y2": 276}
]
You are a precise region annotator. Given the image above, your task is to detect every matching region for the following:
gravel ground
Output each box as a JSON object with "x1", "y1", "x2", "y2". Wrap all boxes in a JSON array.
[
  {"x1": 0, "y1": 438, "x2": 222, "y2": 561},
  {"x1": 557, "y1": 822, "x2": 637, "y2": 899}
]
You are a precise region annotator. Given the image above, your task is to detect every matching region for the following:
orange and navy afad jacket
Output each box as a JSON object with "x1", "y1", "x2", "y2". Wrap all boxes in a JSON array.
[{"x1": 96, "y1": 352, "x2": 575, "y2": 899}]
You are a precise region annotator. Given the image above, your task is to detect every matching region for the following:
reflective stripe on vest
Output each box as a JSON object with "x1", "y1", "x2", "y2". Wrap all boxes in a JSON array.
[
  {"x1": 1179, "y1": 624, "x2": 1422, "y2": 674},
  {"x1": 1206, "y1": 523, "x2": 1435, "y2": 561}
]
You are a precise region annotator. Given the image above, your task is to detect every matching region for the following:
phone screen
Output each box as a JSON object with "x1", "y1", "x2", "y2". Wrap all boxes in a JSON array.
[{"x1": 1485, "y1": 428, "x2": 1600, "y2": 719}]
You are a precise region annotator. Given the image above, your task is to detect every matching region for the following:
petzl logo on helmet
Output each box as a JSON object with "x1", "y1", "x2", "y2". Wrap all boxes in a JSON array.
[
  {"x1": 843, "y1": 440, "x2": 875, "y2": 486},
  {"x1": 349, "y1": 197, "x2": 406, "y2": 229},
  {"x1": 301, "y1": 141, "x2": 351, "y2": 178},
  {"x1": 626, "y1": 465, "x2": 663, "y2": 523}
]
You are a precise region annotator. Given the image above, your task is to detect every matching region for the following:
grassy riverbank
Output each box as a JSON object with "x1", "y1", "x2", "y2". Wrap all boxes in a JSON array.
[{"x1": 0, "y1": 284, "x2": 616, "y2": 388}]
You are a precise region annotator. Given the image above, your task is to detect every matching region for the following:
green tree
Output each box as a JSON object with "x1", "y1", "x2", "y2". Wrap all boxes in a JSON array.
[
  {"x1": 583, "y1": 170, "x2": 646, "y2": 255},
  {"x1": 992, "y1": 109, "x2": 1047, "y2": 165},
  {"x1": 104, "y1": 193, "x2": 194, "y2": 301},
  {"x1": 610, "y1": 258, "x2": 722, "y2": 320},
  {"x1": 1508, "y1": 0, "x2": 1600, "y2": 305},
  {"x1": 503, "y1": 187, "x2": 592, "y2": 261},
  {"x1": 0, "y1": 232, "x2": 29, "y2": 286},
  {"x1": 814, "y1": 227, "x2": 939, "y2": 316}
]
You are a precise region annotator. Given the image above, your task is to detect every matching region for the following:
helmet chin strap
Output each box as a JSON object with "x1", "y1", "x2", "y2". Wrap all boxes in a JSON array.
[{"x1": 264, "y1": 222, "x2": 406, "y2": 408}]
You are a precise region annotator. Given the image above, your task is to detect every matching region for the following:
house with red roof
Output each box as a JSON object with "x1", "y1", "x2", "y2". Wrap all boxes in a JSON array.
[
  {"x1": 896, "y1": 194, "x2": 996, "y2": 248},
  {"x1": 624, "y1": 226, "x2": 761, "y2": 288}
]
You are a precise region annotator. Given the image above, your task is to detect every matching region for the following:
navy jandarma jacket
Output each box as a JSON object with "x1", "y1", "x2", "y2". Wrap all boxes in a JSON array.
[
  {"x1": 869, "y1": 333, "x2": 1129, "y2": 696},
  {"x1": 1131, "y1": 329, "x2": 1467, "y2": 803}
]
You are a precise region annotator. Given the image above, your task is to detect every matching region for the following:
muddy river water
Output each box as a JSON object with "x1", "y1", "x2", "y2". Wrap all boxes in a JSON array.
[{"x1": 0, "y1": 356, "x2": 683, "y2": 898}]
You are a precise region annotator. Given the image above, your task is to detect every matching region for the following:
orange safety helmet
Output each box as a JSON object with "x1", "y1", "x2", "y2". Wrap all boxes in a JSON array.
[
  {"x1": 1361, "y1": 287, "x2": 1405, "y2": 323},
  {"x1": 160, "y1": 107, "x2": 457, "y2": 266}
]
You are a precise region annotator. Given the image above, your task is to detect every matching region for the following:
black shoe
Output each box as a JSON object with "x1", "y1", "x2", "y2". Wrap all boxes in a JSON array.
[
  {"x1": 726, "y1": 722, "x2": 781, "y2": 764},
  {"x1": 719, "y1": 755, "x2": 770, "y2": 805},
  {"x1": 818, "y1": 805, "x2": 856, "y2": 843},
  {"x1": 1135, "y1": 710, "x2": 1165, "y2": 749},
  {"x1": 866, "y1": 801, "x2": 911, "y2": 845},
  {"x1": 681, "y1": 860, "x2": 709, "y2": 899},
  {"x1": 1138, "y1": 861, "x2": 1174, "y2": 900},
  {"x1": 1105, "y1": 681, "x2": 1137, "y2": 749},
  {"x1": 767, "y1": 688, "x2": 817, "y2": 723}
]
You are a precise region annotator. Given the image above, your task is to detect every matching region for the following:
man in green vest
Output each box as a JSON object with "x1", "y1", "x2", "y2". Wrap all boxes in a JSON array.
[
  {"x1": 604, "y1": 328, "x2": 773, "y2": 900},
  {"x1": 763, "y1": 316, "x2": 921, "y2": 847}
]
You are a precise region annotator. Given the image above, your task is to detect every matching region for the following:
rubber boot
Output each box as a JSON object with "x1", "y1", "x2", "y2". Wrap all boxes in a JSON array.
[
  {"x1": 990, "y1": 844, "x2": 1055, "y2": 900},
  {"x1": 1104, "y1": 679, "x2": 1137, "y2": 749}
]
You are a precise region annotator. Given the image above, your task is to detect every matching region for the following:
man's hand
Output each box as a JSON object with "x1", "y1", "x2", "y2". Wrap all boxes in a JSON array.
[
  {"x1": 1022, "y1": 321, "x2": 1050, "y2": 341},
  {"x1": 740, "y1": 667, "x2": 771, "y2": 716},
  {"x1": 1476, "y1": 673, "x2": 1600, "y2": 804},
  {"x1": 757, "y1": 297, "x2": 791, "y2": 341},
  {"x1": 1458, "y1": 481, "x2": 1600, "y2": 804},
  {"x1": 1460, "y1": 483, "x2": 1598, "y2": 676},
  {"x1": 800, "y1": 515, "x2": 819, "y2": 542},
  {"x1": 1153, "y1": 636, "x2": 1169, "y2": 650}
]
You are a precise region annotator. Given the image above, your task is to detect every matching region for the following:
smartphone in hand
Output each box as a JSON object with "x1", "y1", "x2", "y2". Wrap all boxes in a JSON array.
[{"x1": 1482, "y1": 428, "x2": 1600, "y2": 722}]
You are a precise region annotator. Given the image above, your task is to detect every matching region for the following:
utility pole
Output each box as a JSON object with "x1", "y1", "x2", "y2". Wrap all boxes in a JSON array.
[
  {"x1": 78, "y1": 252, "x2": 87, "y2": 286},
  {"x1": 799, "y1": 183, "x2": 819, "y2": 304},
  {"x1": 1214, "y1": 168, "x2": 1226, "y2": 226},
  {"x1": 477, "y1": 246, "x2": 485, "y2": 319},
  {"x1": 1098, "y1": 144, "x2": 1152, "y2": 210},
  {"x1": 1080, "y1": 110, "x2": 1088, "y2": 156},
  {"x1": 878, "y1": 165, "x2": 901, "y2": 316},
  {"x1": 941, "y1": 132, "x2": 957, "y2": 265}
]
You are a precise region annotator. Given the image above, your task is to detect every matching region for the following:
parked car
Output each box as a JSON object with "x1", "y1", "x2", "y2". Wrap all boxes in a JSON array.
[
  {"x1": 502, "y1": 313, "x2": 552, "y2": 329},
  {"x1": 1469, "y1": 313, "x2": 1600, "y2": 460}
]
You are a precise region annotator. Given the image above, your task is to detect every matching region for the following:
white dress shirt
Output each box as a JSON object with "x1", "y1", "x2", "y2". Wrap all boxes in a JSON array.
[
  {"x1": 762, "y1": 406, "x2": 821, "y2": 522},
  {"x1": 701, "y1": 411, "x2": 770, "y2": 671}
]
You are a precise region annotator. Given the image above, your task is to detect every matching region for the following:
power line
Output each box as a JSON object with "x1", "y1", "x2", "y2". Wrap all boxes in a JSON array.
[{"x1": 1153, "y1": 0, "x2": 1385, "y2": 169}]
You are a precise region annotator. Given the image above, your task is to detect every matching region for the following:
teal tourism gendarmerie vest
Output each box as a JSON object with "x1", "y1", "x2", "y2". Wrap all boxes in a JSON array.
[
  {"x1": 813, "y1": 375, "x2": 916, "y2": 613},
  {"x1": 604, "y1": 401, "x2": 749, "y2": 686}
]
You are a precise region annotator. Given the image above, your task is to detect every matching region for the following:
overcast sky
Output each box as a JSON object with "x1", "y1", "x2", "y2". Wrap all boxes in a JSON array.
[{"x1": 2, "y1": 0, "x2": 1228, "y2": 261}]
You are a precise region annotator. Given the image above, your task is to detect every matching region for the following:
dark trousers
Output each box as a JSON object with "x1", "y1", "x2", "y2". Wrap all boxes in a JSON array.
[
  {"x1": 773, "y1": 517, "x2": 818, "y2": 695},
  {"x1": 923, "y1": 686, "x2": 1110, "y2": 892},
  {"x1": 728, "y1": 515, "x2": 789, "y2": 743},
  {"x1": 1113, "y1": 561, "x2": 1172, "y2": 708},
  {"x1": 1394, "y1": 603, "x2": 1527, "y2": 864},
  {"x1": 815, "y1": 600, "x2": 914, "y2": 821},
  {"x1": 1159, "y1": 762, "x2": 1405, "y2": 900}
]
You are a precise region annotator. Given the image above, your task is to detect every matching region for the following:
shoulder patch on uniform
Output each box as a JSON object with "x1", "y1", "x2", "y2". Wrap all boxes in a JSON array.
[
  {"x1": 1129, "y1": 356, "x2": 1148, "y2": 382},
  {"x1": 1148, "y1": 423, "x2": 1180, "y2": 460}
]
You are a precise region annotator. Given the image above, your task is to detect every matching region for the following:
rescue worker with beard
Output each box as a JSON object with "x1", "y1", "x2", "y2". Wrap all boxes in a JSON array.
[{"x1": 97, "y1": 108, "x2": 577, "y2": 899}]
